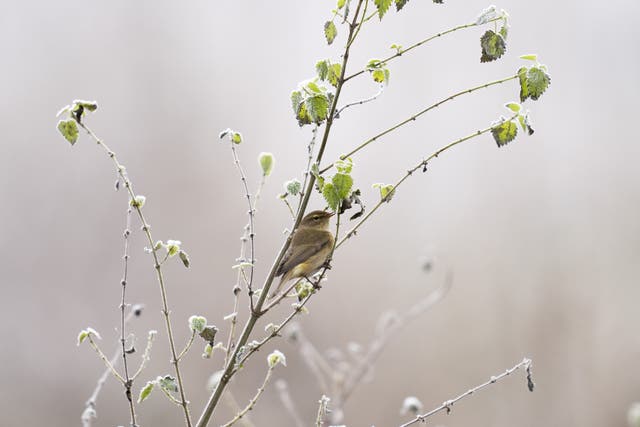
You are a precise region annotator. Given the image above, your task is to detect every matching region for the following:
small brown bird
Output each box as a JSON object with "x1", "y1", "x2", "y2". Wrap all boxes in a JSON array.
[{"x1": 270, "y1": 210, "x2": 335, "y2": 298}]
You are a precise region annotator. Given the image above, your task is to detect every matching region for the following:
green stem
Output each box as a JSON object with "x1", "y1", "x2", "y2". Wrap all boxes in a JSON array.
[{"x1": 321, "y1": 74, "x2": 517, "y2": 174}]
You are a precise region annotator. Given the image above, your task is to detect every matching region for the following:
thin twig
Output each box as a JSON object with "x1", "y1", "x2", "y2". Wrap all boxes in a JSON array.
[
  {"x1": 337, "y1": 114, "x2": 518, "y2": 247},
  {"x1": 177, "y1": 330, "x2": 196, "y2": 361},
  {"x1": 343, "y1": 17, "x2": 503, "y2": 83},
  {"x1": 229, "y1": 143, "x2": 257, "y2": 309},
  {"x1": 398, "y1": 358, "x2": 534, "y2": 427},
  {"x1": 321, "y1": 74, "x2": 518, "y2": 174},
  {"x1": 225, "y1": 169, "x2": 269, "y2": 365},
  {"x1": 77, "y1": 122, "x2": 192, "y2": 427},
  {"x1": 315, "y1": 395, "x2": 331, "y2": 427},
  {"x1": 195, "y1": 3, "x2": 364, "y2": 425},
  {"x1": 119, "y1": 205, "x2": 137, "y2": 426},
  {"x1": 220, "y1": 366, "x2": 275, "y2": 427},
  {"x1": 82, "y1": 307, "x2": 141, "y2": 427},
  {"x1": 223, "y1": 392, "x2": 256, "y2": 427},
  {"x1": 334, "y1": 84, "x2": 385, "y2": 119},
  {"x1": 87, "y1": 335, "x2": 126, "y2": 384},
  {"x1": 275, "y1": 380, "x2": 305, "y2": 427},
  {"x1": 298, "y1": 125, "x2": 319, "y2": 212},
  {"x1": 132, "y1": 329, "x2": 157, "y2": 380}
]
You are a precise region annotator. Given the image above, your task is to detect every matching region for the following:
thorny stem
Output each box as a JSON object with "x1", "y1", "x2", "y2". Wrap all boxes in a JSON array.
[
  {"x1": 220, "y1": 366, "x2": 276, "y2": 427},
  {"x1": 343, "y1": 17, "x2": 504, "y2": 83},
  {"x1": 195, "y1": 2, "x2": 364, "y2": 425},
  {"x1": 398, "y1": 358, "x2": 534, "y2": 427},
  {"x1": 337, "y1": 114, "x2": 518, "y2": 247},
  {"x1": 76, "y1": 122, "x2": 193, "y2": 427},
  {"x1": 321, "y1": 74, "x2": 518, "y2": 174},
  {"x1": 119, "y1": 206, "x2": 137, "y2": 426}
]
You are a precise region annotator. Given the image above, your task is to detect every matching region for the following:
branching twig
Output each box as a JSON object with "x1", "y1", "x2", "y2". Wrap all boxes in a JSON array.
[
  {"x1": 220, "y1": 365, "x2": 276, "y2": 427},
  {"x1": 398, "y1": 357, "x2": 534, "y2": 427},
  {"x1": 76, "y1": 122, "x2": 193, "y2": 427},
  {"x1": 321, "y1": 74, "x2": 518, "y2": 174},
  {"x1": 195, "y1": 3, "x2": 364, "y2": 424},
  {"x1": 82, "y1": 306, "x2": 141, "y2": 427},
  {"x1": 334, "y1": 84, "x2": 385, "y2": 119},
  {"x1": 177, "y1": 330, "x2": 196, "y2": 362},
  {"x1": 337, "y1": 114, "x2": 518, "y2": 247},
  {"x1": 343, "y1": 17, "x2": 504, "y2": 83},
  {"x1": 86, "y1": 335, "x2": 126, "y2": 384}
]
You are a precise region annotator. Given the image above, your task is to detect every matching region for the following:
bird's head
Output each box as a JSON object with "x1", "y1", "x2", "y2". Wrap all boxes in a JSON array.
[{"x1": 300, "y1": 210, "x2": 334, "y2": 229}]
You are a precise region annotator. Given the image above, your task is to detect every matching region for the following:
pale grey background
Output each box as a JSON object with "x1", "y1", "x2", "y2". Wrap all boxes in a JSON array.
[{"x1": 1, "y1": 1, "x2": 639, "y2": 426}]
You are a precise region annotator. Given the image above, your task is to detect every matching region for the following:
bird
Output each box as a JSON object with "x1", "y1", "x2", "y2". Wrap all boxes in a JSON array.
[{"x1": 269, "y1": 210, "x2": 335, "y2": 299}]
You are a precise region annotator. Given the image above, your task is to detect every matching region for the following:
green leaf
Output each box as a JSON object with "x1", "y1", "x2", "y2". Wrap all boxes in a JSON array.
[
  {"x1": 285, "y1": 179, "x2": 302, "y2": 195},
  {"x1": 505, "y1": 103, "x2": 521, "y2": 113},
  {"x1": 518, "y1": 112, "x2": 535, "y2": 136},
  {"x1": 138, "y1": 381, "x2": 155, "y2": 403},
  {"x1": 373, "y1": 183, "x2": 395, "y2": 202},
  {"x1": 316, "y1": 60, "x2": 329, "y2": 81},
  {"x1": 77, "y1": 330, "x2": 89, "y2": 345},
  {"x1": 526, "y1": 66, "x2": 551, "y2": 100},
  {"x1": 335, "y1": 158, "x2": 353, "y2": 174},
  {"x1": 259, "y1": 152, "x2": 274, "y2": 176},
  {"x1": 158, "y1": 375, "x2": 178, "y2": 393},
  {"x1": 395, "y1": 0, "x2": 409, "y2": 11},
  {"x1": 311, "y1": 163, "x2": 325, "y2": 191},
  {"x1": 165, "y1": 239, "x2": 181, "y2": 256},
  {"x1": 322, "y1": 182, "x2": 340, "y2": 211},
  {"x1": 267, "y1": 350, "x2": 287, "y2": 368},
  {"x1": 130, "y1": 195, "x2": 146, "y2": 208},
  {"x1": 324, "y1": 21, "x2": 337, "y2": 45},
  {"x1": 305, "y1": 95, "x2": 329, "y2": 124},
  {"x1": 475, "y1": 5, "x2": 498, "y2": 25},
  {"x1": 332, "y1": 173, "x2": 353, "y2": 200},
  {"x1": 57, "y1": 119, "x2": 79, "y2": 145},
  {"x1": 337, "y1": 0, "x2": 346, "y2": 8},
  {"x1": 374, "y1": 0, "x2": 392, "y2": 19},
  {"x1": 178, "y1": 250, "x2": 190, "y2": 268},
  {"x1": 491, "y1": 119, "x2": 518, "y2": 147},
  {"x1": 189, "y1": 315, "x2": 207, "y2": 333},
  {"x1": 519, "y1": 54, "x2": 538, "y2": 61},
  {"x1": 306, "y1": 81, "x2": 322, "y2": 94},
  {"x1": 480, "y1": 30, "x2": 506, "y2": 63},
  {"x1": 328, "y1": 63, "x2": 341, "y2": 87},
  {"x1": 518, "y1": 67, "x2": 530, "y2": 102}
]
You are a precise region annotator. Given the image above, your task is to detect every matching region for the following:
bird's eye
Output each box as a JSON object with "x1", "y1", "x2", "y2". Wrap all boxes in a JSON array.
[{"x1": 313, "y1": 216, "x2": 319, "y2": 221}]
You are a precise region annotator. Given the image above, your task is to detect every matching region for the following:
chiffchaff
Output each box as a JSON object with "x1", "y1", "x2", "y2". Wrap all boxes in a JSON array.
[{"x1": 269, "y1": 210, "x2": 335, "y2": 298}]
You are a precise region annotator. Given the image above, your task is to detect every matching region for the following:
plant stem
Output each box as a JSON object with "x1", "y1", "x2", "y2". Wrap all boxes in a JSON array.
[
  {"x1": 321, "y1": 74, "x2": 517, "y2": 174},
  {"x1": 343, "y1": 17, "x2": 503, "y2": 83},
  {"x1": 337, "y1": 114, "x2": 518, "y2": 247},
  {"x1": 220, "y1": 366, "x2": 275, "y2": 427},
  {"x1": 119, "y1": 206, "x2": 137, "y2": 426},
  {"x1": 77, "y1": 122, "x2": 192, "y2": 427},
  {"x1": 194, "y1": 3, "x2": 364, "y2": 425},
  {"x1": 398, "y1": 358, "x2": 533, "y2": 427}
]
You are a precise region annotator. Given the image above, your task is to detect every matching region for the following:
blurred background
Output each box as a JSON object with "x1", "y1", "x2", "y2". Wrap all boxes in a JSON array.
[{"x1": 2, "y1": 1, "x2": 639, "y2": 426}]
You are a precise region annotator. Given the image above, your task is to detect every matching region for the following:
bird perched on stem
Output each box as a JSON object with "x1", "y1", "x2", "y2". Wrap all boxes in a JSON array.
[{"x1": 269, "y1": 210, "x2": 335, "y2": 299}]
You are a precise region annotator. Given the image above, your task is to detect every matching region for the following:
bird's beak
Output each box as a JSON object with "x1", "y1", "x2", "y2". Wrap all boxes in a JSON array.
[{"x1": 328, "y1": 211, "x2": 336, "y2": 217}]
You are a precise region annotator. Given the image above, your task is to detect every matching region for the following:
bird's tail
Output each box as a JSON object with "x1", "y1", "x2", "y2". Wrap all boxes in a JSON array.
[{"x1": 268, "y1": 271, "x2": 292, "y2": 300}]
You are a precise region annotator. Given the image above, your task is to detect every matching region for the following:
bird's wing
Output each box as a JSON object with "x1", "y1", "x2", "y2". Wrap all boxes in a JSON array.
[{"x1": 276, "y1": 233, "x2": 331, "y2": 277}]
